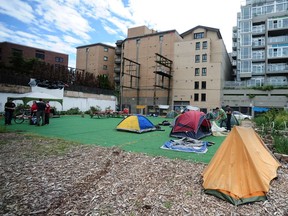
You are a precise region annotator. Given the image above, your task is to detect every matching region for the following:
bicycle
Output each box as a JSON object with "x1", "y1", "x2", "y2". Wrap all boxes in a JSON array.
[{"x1": 14, "y1": 109, "x2": 36, "y2": 124}]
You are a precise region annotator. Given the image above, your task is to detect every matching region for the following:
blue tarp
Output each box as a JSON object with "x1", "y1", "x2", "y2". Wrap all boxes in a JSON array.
[
  {"x1": 161, "y1": 139, "x2": 208, "y2": 153},
  {"x1": 253, "y1": 107, "x2": 269, "y2": 112}
]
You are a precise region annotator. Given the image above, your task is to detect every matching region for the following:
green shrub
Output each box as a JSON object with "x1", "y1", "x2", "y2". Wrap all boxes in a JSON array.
[
  {"x1": 254, "y1": 109, "x2": 288, "y2": 154},
  {"x1": 65, "y1": 107, "x2": 81, "y2": 115},
  {"x1": 274, "y1": 135, "x2": 288, "y2": 155},
  {"x1": 90, "y1": 106, "x2": 101, "y2": 113}
]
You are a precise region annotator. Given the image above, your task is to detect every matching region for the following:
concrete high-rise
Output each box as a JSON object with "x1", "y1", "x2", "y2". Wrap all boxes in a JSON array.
[{"x1": 225, "y1": 0, "x2": 288, "y2": 113}]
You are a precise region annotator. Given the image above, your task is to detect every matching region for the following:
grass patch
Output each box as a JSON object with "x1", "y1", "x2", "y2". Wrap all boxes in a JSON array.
[
  {"x1": 0, "y1": 126, "x2": 8, "y2": 133},
  {"x1": 2, "y1": 132, "x2": 83, "y2": 158},
  {"x1": 31, "y1": 139, "x2": 81, "y2": 156}
]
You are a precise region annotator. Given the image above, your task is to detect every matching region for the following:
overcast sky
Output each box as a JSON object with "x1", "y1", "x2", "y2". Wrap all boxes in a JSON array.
[{"x1": 0, "y1": 0, "x2": 244, "y2": 68}]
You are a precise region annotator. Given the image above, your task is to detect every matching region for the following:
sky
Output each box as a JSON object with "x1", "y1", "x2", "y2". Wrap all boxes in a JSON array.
[{"x1": 0, "y1": 0, "x2": 244, "y2": 68}]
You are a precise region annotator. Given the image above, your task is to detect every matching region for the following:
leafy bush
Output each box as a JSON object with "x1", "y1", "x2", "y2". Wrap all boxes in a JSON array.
[
  {"x1": 65, "y1": 107, "x2": 81, "y2": 115},
  {"x1": 254, "y1": 109, "x2": 288, "y2": 154},
  {"x1": 274, "y1": 135, "x2": 288, "y2": 155},
  {"x1": 90, "y1": 106, "x2": 101, "y2": 113}
]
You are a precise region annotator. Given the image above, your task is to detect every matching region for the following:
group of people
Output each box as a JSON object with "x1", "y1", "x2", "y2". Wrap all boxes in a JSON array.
[
  {"x1": 4, "y1": 98, "x2": 50, "y2": 126},
  {"x1": 215, "y1": 105, "x2": 232, "y2": 131},
  {"x1": 31, "y1": 99, "x2": 51, "y2": 126}
]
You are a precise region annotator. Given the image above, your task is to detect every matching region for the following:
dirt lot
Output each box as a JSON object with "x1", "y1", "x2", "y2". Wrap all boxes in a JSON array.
[{"x1": 1, "y1": 131, "x2": 288, "y2": 216}]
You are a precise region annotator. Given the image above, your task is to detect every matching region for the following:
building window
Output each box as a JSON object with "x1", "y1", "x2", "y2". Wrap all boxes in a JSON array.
[
  {"x1": 104, "y1": 47, "x2": 108, "y2": 52},
  {"x1": 55, "y1": 57, "x2": 64, "y2": 63},
  {"x1": 195, "y1": 55, "x2": 200, "y2": 63},
  {"x1": 103, "y1": 65, "x2": 108, "y2": 70},
  {"x1": 194, "y1": 32, "x2": 204, "y2": 39},
  {"x1": 12, "y1": 48, "x2": 23, "y2": 57},
  {"x1": 194, "y1": 93, "x2": 199, "y2": 101},
  {"x1": 202, "y1": 41, "x2": 207, "y2": 49},
  {"x1": 201, "y1": 93, "x2": 206, "y2": 101},
  {"x1": 104, "y1": 56, "x2": 108, "y2": 61},
  {"x1": 202, "y1": 81, "x2": 206, "y2": 89},
  {"x1": 35, "y1": 50, "x2": 45, "y2": 60},
  {"x1": 196, "y1": 42, "x2": 200, "y2": 50},
  {"x1": 194, "y1": 81, "x2": 199, "y2": 89},
  {"x1": 195, "y1": 68, "x2": 200, "y2": 76},
  {"x1": 202, "y1": 54, "x2": 207, "y2": 62},
  {"x1": 202, "y1": 67, "x2": 207, "y2": 76}
]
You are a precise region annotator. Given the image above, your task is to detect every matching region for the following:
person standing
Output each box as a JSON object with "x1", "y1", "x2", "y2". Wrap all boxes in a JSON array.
[
  {"x1": 45, "y1": 101, "x2": 51, "y2": 125},
  {"x1": 4, "y1": 98, "x2": 16, "y2": 125},
  {"x1": 225, "y1": 105, "x2": 233, "y2": 131},
  {"x1": 36, "y1": 99, "x2": 46, "y2": 126},
  {"x1": 225, "y1": 105, "x2": 232, "y2": 131},
  {"x1": 30, "y1": 101, "x2": 38, "y2": 125},
  {"x1": 215, "y1": 107, "x2": 227, "y2": 128}
]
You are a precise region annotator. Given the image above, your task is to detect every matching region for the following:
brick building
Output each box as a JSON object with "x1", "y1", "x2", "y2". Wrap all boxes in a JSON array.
[{"x1": 0, "y1": 41, "x2": 68, "y2": 67}]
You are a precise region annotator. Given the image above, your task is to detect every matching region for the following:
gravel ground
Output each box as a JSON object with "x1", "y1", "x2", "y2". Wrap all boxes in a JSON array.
[{"x1": 0, "y1": 131, "x2": 288, "y2": 216}]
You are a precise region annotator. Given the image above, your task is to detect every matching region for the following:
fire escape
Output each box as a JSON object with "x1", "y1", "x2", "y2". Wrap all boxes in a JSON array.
[
  {"x1": 120, "y1": 57, "x2": 140, "y2": 109},
  {"x1": 153, "y1": 53, "x2": 173, "y2": 106}
]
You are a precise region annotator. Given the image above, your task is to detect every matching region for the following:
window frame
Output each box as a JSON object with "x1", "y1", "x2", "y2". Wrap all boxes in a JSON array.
[
  {"x1": 195, "y1": 68, "x2": 200, "y2": 76},
  {"x1": 202, "y1": 41, "x2": 207, "y2": 49},
  {"x1": 202, "y1": 67, "x2": 207, "y2": 76},
  {"x1": 202, "y1": 54, "x2": 207, "y2": 62},
  {"x1": 195, "y1": 55, "x2": 200, "y2": 63},
  {"x1": 194, "y1": 93, "x2": 199, "y2": 101},
  {"x1": 196, "y1": 42, "x2": 201, "y2": 50},
  {"x1": 201, "y1": 93, "x2": 206, "y2": 101},
  {"x1": 201, "y1": 81, "x2": 206, "y2": 89},
  {"x1": 194, "y1": 81, "x2": 199, "y2": 89},
  {"x1": 194, "y1": 32, "x2": 204, "y2": 39}
]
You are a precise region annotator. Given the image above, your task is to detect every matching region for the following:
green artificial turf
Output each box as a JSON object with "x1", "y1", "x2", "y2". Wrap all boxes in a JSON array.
[{"x1": 1, "y1": 115, "x2": 226, "y2": 163}]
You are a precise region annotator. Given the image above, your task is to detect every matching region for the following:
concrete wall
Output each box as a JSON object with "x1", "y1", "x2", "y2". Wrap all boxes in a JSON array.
[{"x1": 0, "y1": 84, "x2": 117, "y2": 113}]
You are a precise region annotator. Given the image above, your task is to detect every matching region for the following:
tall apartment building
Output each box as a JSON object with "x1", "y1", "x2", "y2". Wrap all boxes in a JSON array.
[
  {"x1": 174, "y1": 26, "x2": 232, "y2": 113},
  {"x1": 225, "y1": 0, "x2": 288, "y2": 113},
  {"x1": 0, "y1": 41, "x2": 68, "y2": 67},
  {"x1": 115, "y1": 26, "x2": 183, "y2": 114},
  {"x1": 76, "y1": 43, "x2": 115, "y2": 84},
  {"x1": 115, "y1": 25, "x2": 231, "y2": 114}
]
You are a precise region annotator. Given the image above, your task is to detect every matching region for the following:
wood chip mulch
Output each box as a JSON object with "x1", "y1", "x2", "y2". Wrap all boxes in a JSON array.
[{"x1": 0, "y1": 132, "x2": 288, "y2": 216}]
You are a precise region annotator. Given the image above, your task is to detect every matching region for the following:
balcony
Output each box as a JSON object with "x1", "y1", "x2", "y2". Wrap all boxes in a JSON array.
[
  {"x1": 252, "y1": 41, "x2": 265, "y2": 48},
  {"x1": 115, "y1": 58, "x2": 121, "y2": 64},
  {"x1": 252, "y1": 25, "x2": 265, "y2": 35},
  {"x1": 116, "y1": 40, "x2": 123, "y2": 46},
  {"x1": 114, "y1": 67, "x2": 121, "y2": 74},
  {"x1": 115, "y1": 48, "x2": 122, "y2": 55},
  {"x1": 267, "y1": 46, "x2": 288, "y2": 58},
  {"x1": 114, "y1": 76, "x2": 120, "y2": 83},
  {"x1": 240, "y1": 72, "x2": 252, "y2": 78},
  {"x1": 267, "y1": 63, "x2": 288, "y2": 74}
]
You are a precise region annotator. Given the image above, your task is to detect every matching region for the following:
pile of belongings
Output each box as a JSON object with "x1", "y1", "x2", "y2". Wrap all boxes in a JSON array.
[
  {"x1": 161, "y1": 137, "x2": 214, "y2": 153},
  {"x1": 211, "y1": 121, "x2": 229, "y2": 136}
]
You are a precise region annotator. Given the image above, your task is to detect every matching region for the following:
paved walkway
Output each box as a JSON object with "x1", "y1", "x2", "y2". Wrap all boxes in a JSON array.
[{"x1": 240, "y1": 119, "x2": 254, "y2": 128}]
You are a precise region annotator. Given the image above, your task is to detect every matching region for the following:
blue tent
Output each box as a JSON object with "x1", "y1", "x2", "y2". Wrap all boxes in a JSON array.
[{"x1": 116, "y1": 115, "x2": 157, "y2": 133}]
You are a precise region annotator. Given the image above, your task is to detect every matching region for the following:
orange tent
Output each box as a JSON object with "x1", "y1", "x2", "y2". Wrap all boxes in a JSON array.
[{"x1": 202, "y1": 126, "x2": 281, "y2": 205}]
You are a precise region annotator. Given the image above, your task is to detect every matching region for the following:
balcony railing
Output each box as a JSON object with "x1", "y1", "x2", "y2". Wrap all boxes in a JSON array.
[
  {"x1": 225, "y1": 80, "x2": 288, "y2": 88},
  {"x1": 268, "y1": 63, "x2": 288, "y2": 72}
]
